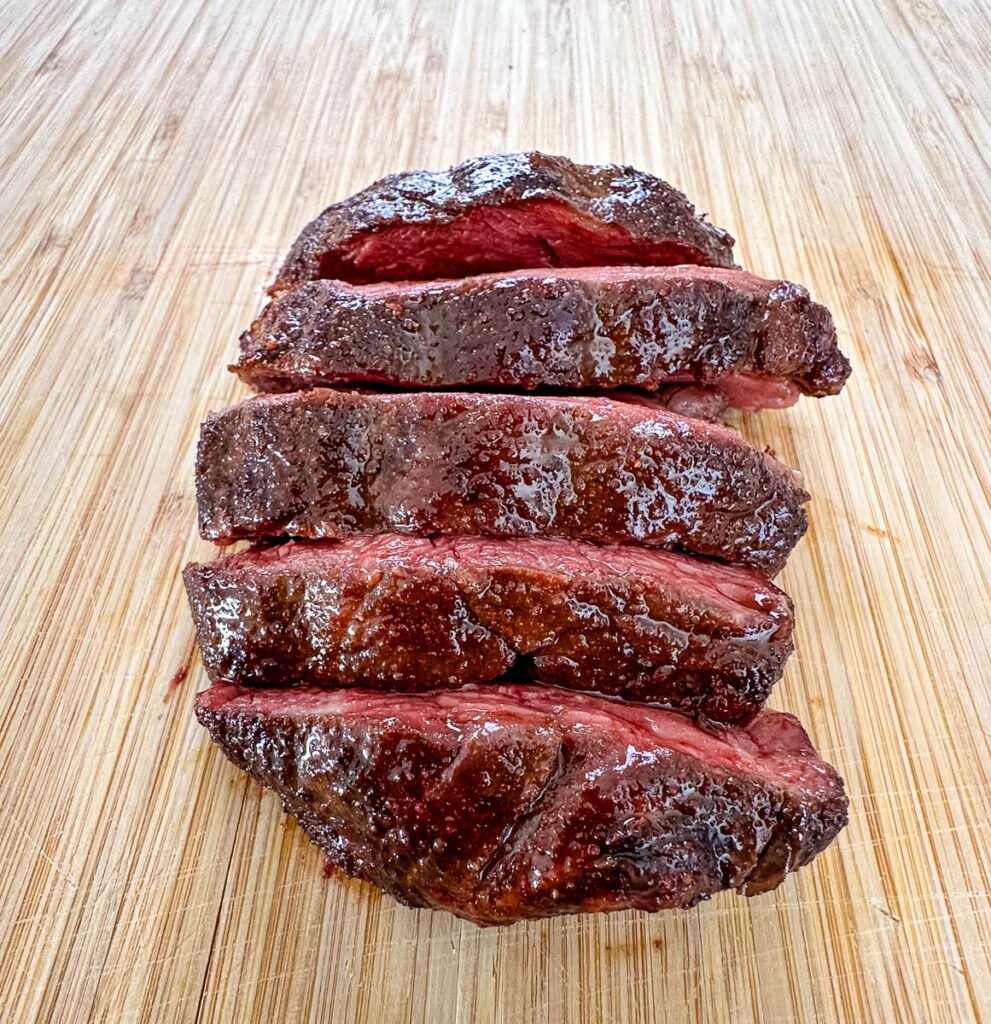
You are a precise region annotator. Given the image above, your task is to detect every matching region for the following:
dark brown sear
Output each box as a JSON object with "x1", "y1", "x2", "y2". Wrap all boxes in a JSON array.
[
  {"x1": 183, "y1": 534, "x2": 795, "y2": 724},
  {"x1": 272, "y1": 152, "x2": 736, "y2": 290},
  {"x1": 195, "y1": 390, "x2": 809, "y2": 574},
  {"x1": 237, "y1": 266, "x2": 848, "y2": 409},
  {"x1": 196, "y1": 682, "x2": 848, "y2": 926}
]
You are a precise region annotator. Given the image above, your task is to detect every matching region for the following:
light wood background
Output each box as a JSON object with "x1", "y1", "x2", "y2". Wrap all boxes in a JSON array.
[{"x1": 2, "y1": 1, "x2": 990, "y2": 1021}]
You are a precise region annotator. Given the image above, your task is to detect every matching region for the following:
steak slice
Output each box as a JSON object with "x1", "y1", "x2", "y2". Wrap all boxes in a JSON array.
[
  {"x1": 236, "y1": 266, "x2": 849, "y2": 408},
  {"x1": 272, "y1": 152, "x2": 735, "y2": 291},
  {"x1": 195, "y1": 682, "x2": 848, "y2": 925},
  {"x1": 183, "y1": 535, "x2": 794, "y2": 724},
  {"x1": 195, "y1": 390, "x2": 809, "y2": 574}
]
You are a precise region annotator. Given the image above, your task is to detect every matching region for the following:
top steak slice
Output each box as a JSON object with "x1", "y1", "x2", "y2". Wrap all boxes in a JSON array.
[
  {"x1": 195, "y1": 390, "x2": 809, "y2": 574},
  {"x1": 196, "y1": 682, "x2": 848, "y2": 925},
  {"x1": 236, "y1": 266, "x2": 849, "y2": 408},
  {"x1": 272, "y1": 152, "x2": 735, "y2": 291}
]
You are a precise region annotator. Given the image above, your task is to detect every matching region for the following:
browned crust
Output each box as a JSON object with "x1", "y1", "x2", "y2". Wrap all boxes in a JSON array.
[
  {"x1": 194, "y1": 390, "x2": 809, "y2": 574},
  {"x1": 182, "y1": 539, "x2": 794, "y2": 724},
  {"x1": 195, "y1": 686, "x2": 848, "y2": 925},
  {"x1": 273, "y1": 152, "x2": 736, "y2": 290},
  {"x1": 236, "y1": 266, "x2": 848, "y2": 400}
]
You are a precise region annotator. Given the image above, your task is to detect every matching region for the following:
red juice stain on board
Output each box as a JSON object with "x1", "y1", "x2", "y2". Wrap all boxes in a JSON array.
[{"x1": 163, "y1": 660, "x2": 189, "y2": 703}]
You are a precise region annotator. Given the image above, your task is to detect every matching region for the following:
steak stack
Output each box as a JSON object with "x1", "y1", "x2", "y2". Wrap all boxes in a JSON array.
[{"x1": 186, "y1": 152, "x2": 850, "y2": 925}]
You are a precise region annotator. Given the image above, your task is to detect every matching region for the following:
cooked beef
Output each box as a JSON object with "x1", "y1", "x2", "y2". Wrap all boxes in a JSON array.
[
  {"x1": 272, "y1": 152, "x2": 735, "y2": 291},
  {"x1": 183, "y1": 535, "x2": 794, "y2": 723},
  {"x1": 237, "y1": 266, "x2": 848, "y2": 408},
  {"x1": 195, "y1": 682, "x2": 847, "y2": 925},
  {"x1": 195, "y1": 390, "x2": 808, "y2": 574},
  {"x1": 650, "y1": 385, "x2": 732, "y2": 422}
]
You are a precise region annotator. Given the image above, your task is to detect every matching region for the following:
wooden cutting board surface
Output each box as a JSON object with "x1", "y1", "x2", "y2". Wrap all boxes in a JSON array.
[{"x1": 2, "y1": 1, "x2": 990, "y2": 1020}]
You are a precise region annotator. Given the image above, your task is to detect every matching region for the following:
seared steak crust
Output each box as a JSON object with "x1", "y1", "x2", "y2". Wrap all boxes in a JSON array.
[
  {"x1": 195, "y1": 390, "x2": 809, "y2": 574},
  {"x1": 183, "y1": 535, "x2": 794, "y2": 724},
  {"x1": 238, "y1": 266, "x2": 848, "y2": 407},
  {"x1": 273, "y1": 152, "x2": 735, "y2": 290},
  {"x1": 195, "y1": 683, "x2": 848, "y2": 925}
]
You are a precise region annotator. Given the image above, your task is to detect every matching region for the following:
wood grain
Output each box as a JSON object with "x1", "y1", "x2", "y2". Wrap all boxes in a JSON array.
[{"x1": 1, "y1": 0, "x2": 990, "y2": 1020}]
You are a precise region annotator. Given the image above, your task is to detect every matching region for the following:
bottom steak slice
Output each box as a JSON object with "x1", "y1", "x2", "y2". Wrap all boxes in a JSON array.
[
  {"x1": 183, "y1": 535, "x2": 794, "y2": 724},
  {"x1": 196, "y1": 683, "x2": 848, "y2": 925}
]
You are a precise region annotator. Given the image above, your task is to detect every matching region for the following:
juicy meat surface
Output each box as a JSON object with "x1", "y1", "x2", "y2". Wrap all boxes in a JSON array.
[
  {"x1": 272, "y1": 152, "x2": 735, "y2": 290},
  {"x1": 182, "y1": 535, "x2": 795, "y2": 724},
  {"x1": 195, "y1": 390, "x2": 809, "y2": 574},
  {"x1": 195, "y1": 682, "x2": 848, "y2": 925},
  {"x1": 237, "y1": 266, "x2": 849, "y2": 407}
]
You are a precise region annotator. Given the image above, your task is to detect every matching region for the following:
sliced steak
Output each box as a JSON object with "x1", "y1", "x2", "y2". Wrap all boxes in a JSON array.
[
  {"x1": 195, "y1": 390, "x2": 809, "y2": 574},
  {"x1": 183, "y1": 535, "x2": 794, "y2": 724},
  {"x1": 196, "y1": 682, "x2": 848, "y2": 925},
  {"x1": 273, "y1": 152, "x2": 735, "y2": 291},
  {"x1": 237, "y1": 266, "x2": 848, "y2": 408}
]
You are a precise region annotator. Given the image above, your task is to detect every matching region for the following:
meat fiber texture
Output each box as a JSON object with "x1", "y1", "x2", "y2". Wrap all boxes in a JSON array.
[
  {"x1": 195, "y1": 682, "x2": 848, "y2": 925},
  {"x1": 272, "y1": 152, "x2": 735, "y2": 290},
  {"x1": 195, "y1": 390, "x2": 809, "y2": 575},
  {"x1": 183, "y1": 535, "x2": 795, "y2": 725},
  {"x1": 236, "y1": 266, "x2": 850, "y2": 410}
]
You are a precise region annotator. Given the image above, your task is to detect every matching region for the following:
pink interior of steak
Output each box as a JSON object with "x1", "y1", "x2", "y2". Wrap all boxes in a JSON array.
[
  {"x1": 223, "y1": 535, "x2": 783, "y2": 618},
  {"x1": 197, "y1": 683, "x2": 834, "y2": 796},
  {"x1": 717, "y1": 373, "x2": 800, "y2": 410},
  {"x1": 320, "y1": 200, "x2": 718, "y2": 284},
  {"x1": 347, "y1": 263, "x2": 771, "y2": 298},
  {"x1": 646, "y1": 385, "x2": 731, "y2": 422}
]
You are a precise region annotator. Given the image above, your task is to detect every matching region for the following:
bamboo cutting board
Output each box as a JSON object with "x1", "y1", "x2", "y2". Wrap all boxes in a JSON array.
[{"x1": 2, "y1": 1, "x2": 990, "y2": 1020}]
